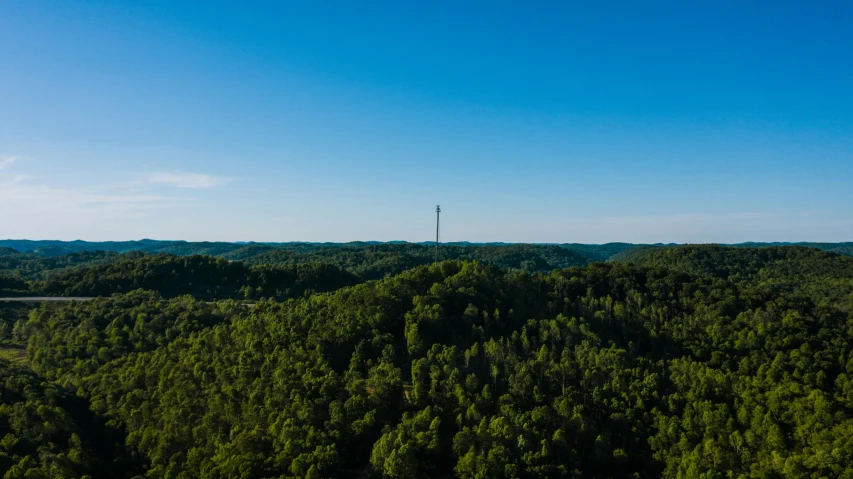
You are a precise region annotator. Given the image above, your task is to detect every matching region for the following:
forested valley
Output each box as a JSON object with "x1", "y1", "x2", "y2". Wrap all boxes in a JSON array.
[{"x1": 1, "y1": 243, "x2": 853, "y2": 478}]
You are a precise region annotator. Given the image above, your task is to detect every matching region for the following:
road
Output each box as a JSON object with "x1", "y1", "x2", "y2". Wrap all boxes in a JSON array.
[
  {"x1": 0, "y1": 297, "x2": 94, "y2": 302},
  {"x1": 0, "y1": 297, "x2": 257, "y2": 307}
]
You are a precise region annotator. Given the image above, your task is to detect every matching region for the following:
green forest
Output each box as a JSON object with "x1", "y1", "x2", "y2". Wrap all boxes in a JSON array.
[{"x1": 1, "y1": 243, "x2": 853, "y2": 478}]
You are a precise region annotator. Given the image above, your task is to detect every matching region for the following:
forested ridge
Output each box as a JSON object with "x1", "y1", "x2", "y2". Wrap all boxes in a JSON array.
[
  {"x1": 0, "y1": 249, "x2": 133, "y2": 282},
  {"x1": 2, "y1": 240, "x2": 849, "y2": 266},
  {"x1": 0, "y1": 243, "x2": 605, "y2": 282},
  {"x1": 0, "y1": 240, "x2": 636, "y2": 261},
  {"x1": 31, "y1": 255, "x2": 360, "y2": 301},
  {"x1": 1, "y1": 245, "x2": 853, "y2": 478},
  {"x1": 236, "y1": 244, "x2": 590, "y2": 280},
  {"x1": 2, "y1": 241, "x2": 851, "y2": 297},
  {"x1": 0, "y1": 244, "x2": 594, "y2": 299}
]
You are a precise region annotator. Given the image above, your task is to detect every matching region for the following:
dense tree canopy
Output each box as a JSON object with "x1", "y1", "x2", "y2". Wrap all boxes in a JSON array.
[
  {"x1": 32, "y1": 255, "x2": 360, "y2": 301},
  {"x1": 0, "y1": 358, "x2": 142, "y2": 478},
  {"x1": 0, "y1": 249, "x2": 132, "y2": 282},
  {"x1": 3, "y1": 239, "x2": 848, "y2": 270},
  {"x1": 0, "y1": 245, "x2": 848, "y2": 478},
  {"x1": 0, "y1": 277, "x2": 28, "y2": 297},
  {"x1": 238, "y1": 243, "x2": 591, "y2": 280}
]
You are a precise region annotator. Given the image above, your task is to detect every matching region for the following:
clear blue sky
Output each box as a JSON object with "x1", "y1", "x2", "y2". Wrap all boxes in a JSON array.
[{"x1": 1, "y1": 1, "x2": 851, "y2": 243}]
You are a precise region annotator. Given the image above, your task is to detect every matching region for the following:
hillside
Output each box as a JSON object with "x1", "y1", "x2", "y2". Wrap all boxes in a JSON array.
[
  {"x1": 240, "y1": 243, "x2": 591, "y2": 279},
  {"x1": 611, "y1": 243, "x2": 853, "y2": 282},
  {"x1": 0, "y1": 359, "x2": 141, "y2": 477},
  {"x1": 32, "y1": 254, "x2": 360, "y2": 300},
  {"x1": 1, "y1": 244, "x2": 595, "y2": 296},
  {"x1": 3, "y1": 240, "x2": 851, "y2": 268},
  {"x1": 2, "y1": 245, "x2": 850, "y2": 477},
  {"x1": 613, "y1": 242, "x2": 853, "y2": 263},
  {"x1": 557, "y1": 242, "x2": 635, "y2": 261},
  {"x1": 0, "y1": 249, "x2": 133, "y2": 281}
]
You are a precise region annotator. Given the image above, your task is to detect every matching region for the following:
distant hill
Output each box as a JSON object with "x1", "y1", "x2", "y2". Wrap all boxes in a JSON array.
[
  {"x1": 1, "y1": 239, "x2": 624, "y2": 264},
  {"x1": 0, "y1": 239, "x2": 247, "y2": 256},
  {"x1": 0, "y1": 249, "x2": 135, "y2": 281},
  {"x1": 611, "y1": 242, "x2": 853, "y2": 263},
  {"x1": 32, "y1": 245, "x2": 73, "y2": 257},
  {"x1": 610, "y1": 243, "x2": 853, "y2": 285},
  {"x1": 607, "y1": 244, "x2": 665, "y2": 263},
  {"x1": 558, "y1": 242, "x2": 635, "y2": 261},
  {"x1": 34, "y1": 254, "x2": 360, "y2": 300},
  {"x1": 1, "y1": 240, "x2": 850, "y2": 273},
  {"x1": 733, "y1": 241, "x2": 853, "y2": 257},
  {"x1": 219, "y1": 243, "x2": 278, "y2": 260},
  {"x1": 239, "y1": 243, "x2": 591, "y2": 280}
]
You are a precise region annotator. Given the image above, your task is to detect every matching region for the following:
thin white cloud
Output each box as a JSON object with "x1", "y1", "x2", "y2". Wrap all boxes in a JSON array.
[
  {"x1": 0, "y1": 180, "x2": 189, "y2": 212},
  {"x1": 0, "y1": 171, "x2": 199, "y2": 239},
  {"x1": 142, "y1": 172, "x2": 229, "y2": 189},
  {"x1": 0, "y1": 156, "x2": 20, "y2": 170},
  {"x1": 0, "y1": 164, "x2": 225, "y2": 239}
]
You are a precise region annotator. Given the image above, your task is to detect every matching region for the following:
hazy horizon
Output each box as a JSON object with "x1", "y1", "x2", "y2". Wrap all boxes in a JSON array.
[{"x1": 2, "y1": 238, "x2": 850, "y2": 247}]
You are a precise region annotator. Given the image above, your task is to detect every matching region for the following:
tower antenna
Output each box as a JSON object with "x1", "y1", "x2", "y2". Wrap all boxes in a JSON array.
[{"x1": 435, "y1": 205, "x2": 441, "y2": 264}]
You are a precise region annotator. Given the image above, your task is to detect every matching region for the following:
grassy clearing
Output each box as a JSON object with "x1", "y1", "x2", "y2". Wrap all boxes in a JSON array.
[{"x1": 0, "y1": 344, "x2": 28, "y2": 366}]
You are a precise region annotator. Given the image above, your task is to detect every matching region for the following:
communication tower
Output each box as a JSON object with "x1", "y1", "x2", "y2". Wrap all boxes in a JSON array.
[{"x1": 435, "y1": 205, "x2": 441, "y2": 263}]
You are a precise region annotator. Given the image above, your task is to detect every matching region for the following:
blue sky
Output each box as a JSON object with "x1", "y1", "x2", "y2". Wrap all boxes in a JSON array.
[{"x1": 1, "y1": 1, "x2": 851, "y2": 243}]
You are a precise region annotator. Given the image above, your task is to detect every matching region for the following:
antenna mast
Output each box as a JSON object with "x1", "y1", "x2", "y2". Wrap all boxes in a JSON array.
[{"x1": 435, "y1": 205, "x2": 441, "y2": 264}]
